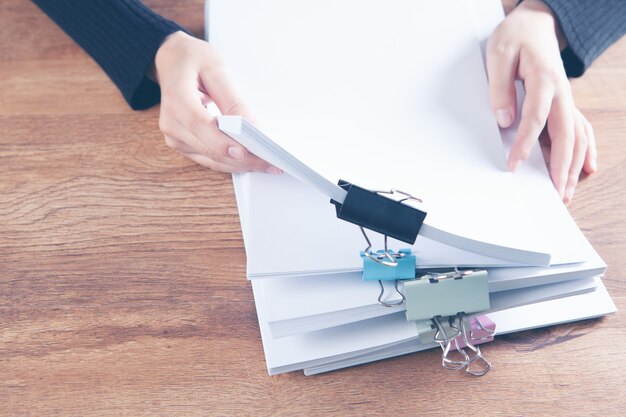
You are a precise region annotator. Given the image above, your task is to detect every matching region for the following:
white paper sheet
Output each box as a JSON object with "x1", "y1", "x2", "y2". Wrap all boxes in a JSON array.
[{"x1": 211, "y1": 0, "x2": 590, "y2": 275}]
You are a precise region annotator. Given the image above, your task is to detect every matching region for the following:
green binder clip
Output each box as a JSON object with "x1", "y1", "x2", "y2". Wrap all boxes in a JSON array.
[
  {"x1": 404, "y1": 269, "x2": 493, "y2": 376},
  {"x1": 404, "y1": 269, "x2": 490, "y2": 321}
]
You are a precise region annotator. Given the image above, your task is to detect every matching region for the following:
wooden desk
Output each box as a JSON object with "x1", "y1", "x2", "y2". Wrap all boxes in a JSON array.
[{"x1": 2, "y1": 1, "x2": 625, "y2": 415}]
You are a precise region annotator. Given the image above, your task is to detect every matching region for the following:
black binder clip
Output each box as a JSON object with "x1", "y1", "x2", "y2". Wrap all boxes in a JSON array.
[{"x1": 330, "y1": 180, "x2": 427, "y2": 245}]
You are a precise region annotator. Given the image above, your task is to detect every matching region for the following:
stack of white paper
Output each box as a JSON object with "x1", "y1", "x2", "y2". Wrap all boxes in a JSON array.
[{"x1": 206, "y1": 0, "x2": 616, "y2": 375}]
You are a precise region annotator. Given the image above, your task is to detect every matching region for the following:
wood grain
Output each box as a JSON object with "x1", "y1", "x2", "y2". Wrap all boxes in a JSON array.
[{"x1": 1, "y1": 1, "x2": 625, "y2": 416}]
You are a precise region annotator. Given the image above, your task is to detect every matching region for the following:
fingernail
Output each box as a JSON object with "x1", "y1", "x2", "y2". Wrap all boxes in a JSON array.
[
  {"x1": 265, "y1": 166, "x2": 283, "y2": 175},
  {"x1": 557, "y1": 184, "x2": 566, "y2": 200},
  {"x1": 564, "y1": 186, "x2": 575, "y2": 203},
  {"x1": 589, "y1": 159, "x2": 598, "y2": 173},
  {"x1": 228, "y1": 146, "x2": 244, "y2": 161},
  {"x1": 508, "y1": 158, "x2": 521, "y2": 172},
  {"x1": 495, "y1": 109, "x2": 513, "y2": 128}
]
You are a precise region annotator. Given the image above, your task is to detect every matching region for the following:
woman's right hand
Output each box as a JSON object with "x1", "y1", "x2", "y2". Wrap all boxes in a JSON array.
[
  {"x1": 487, "y1": 0, "x2": 597, "y2": 203},
  {"x1": 154, "y1": 31, "x2": 281, "y2": 174}
]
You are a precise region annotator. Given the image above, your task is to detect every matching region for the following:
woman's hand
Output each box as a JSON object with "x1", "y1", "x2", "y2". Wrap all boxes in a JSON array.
[
  {"x1": 487, "y1": 0, "x2": 597, "y2": 203},
  {"x1": 154, "y1": 31, "x2": 280, "y2": 174}
]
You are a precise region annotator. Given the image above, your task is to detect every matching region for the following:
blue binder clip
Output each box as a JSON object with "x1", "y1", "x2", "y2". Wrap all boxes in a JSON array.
[
  {"x1": 361, "y1": 249, "x2": 416, "y2": 281},
  {"x1": 404, "y1": 269, "x2": 493, "y2": 376},
  {"x1": 360, "y1": 229, "x2": 417, "y2": 307}
]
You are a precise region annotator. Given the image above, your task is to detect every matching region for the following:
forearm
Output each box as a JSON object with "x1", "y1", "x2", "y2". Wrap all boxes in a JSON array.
[{"x1": 32, "y1": 0, "x2": 186, "y2": 109}]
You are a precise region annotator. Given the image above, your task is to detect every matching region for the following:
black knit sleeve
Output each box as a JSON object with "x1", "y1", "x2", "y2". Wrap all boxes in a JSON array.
[
  {"x1": 541, "y1": 0, "x2": 626, "y2": 77},
  {"x1": 32, "y1": 0, "x2": 187, "y2": 110}
]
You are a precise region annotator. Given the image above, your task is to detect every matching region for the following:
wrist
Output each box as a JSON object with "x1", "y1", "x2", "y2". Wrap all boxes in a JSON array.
[{"x1": 153, "y1": 31, "x2": 193, "y2": 84}]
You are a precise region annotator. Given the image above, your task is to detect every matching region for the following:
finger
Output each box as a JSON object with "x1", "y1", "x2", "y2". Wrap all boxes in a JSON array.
[
  {"x1": 172, "y1": 95, "x2": 270, "y2": 171},
  {"x1": 486, "y1": 37, "x2": 519, "y2": 128},
  {"x1": 168, "y1": 108, "x2": 278, "y2": 173},
  {"x1": 546, "y1": 89, "x2": 575, "y2": 200},
  {"x1": 184, "y1": 152, "x2": 247, "y2": 173},
  {"x1": 580, "y1": 111, "x2": 598, "y2": 175},
  {"x1": 199, "y1": 91, "x2": 212, "y2": 107},
  {"x1": 508, "y1": 75, "x2": 554, "y2": 171},
  {"x1": 160, "y1": 98, "x2": 213, "y2": 157},
  {"x1": 563, "y1": 112, "x2": 588, "y2": 204},
  {"x1": 200, "y1": 66, "x2": 254, "y2": 119},
  {"x1": 161, "y1": 71, "x2": 249, "y2": 164},
  {"x1": 164, "y1": 134, "x2": 197, "y2": 154},
  {"x1": 183, "y1": 152, "x2": 282, "y2": 174}
]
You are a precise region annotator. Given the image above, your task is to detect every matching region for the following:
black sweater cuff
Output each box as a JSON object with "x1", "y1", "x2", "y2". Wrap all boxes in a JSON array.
[
  {"x1": 541, "y1": 0, "x2": 626, "y2": 77},
  {"x1": 33, "y1": 0, "x2": 187, "y2": 109}
]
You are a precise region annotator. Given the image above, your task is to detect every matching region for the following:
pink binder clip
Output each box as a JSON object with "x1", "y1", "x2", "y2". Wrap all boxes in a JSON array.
[{"x1": 450, "y1": 315, "x2": 496, "y2": 350}]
